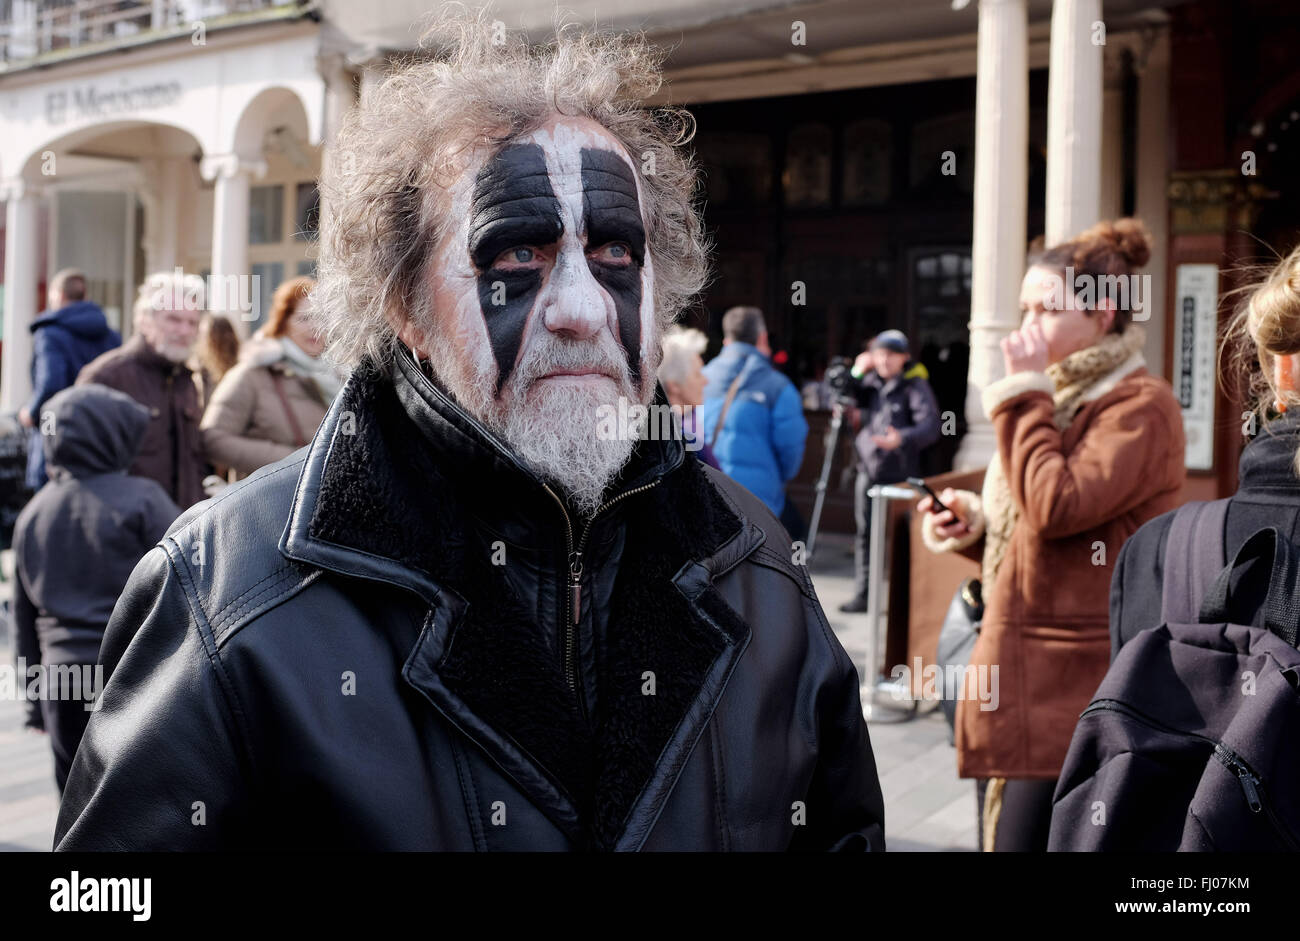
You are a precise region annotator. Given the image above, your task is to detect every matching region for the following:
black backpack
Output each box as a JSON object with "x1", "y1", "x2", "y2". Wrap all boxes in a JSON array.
[{"x1": 1048, "y1": 499, "x2": 1300, "y2": 851}]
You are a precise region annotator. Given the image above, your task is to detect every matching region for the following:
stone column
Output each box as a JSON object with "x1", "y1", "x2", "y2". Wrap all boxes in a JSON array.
[
  {"x1": 200, "y1": 153, "x2": 266, "y2": 333},
  {"x1": 1, "y1": 179, "x2": 44, "y2": 413},
  {"x1": 954, "y1": 0, "x2": 1029, "y2": 471},
  {"x1": 1045, "y1": 0, "x2": 1103, "y2": 244}
]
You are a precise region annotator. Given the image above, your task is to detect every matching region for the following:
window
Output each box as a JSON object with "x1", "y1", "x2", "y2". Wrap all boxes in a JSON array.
[
  {"x1": 249, "y1": 184, "x2": 284, "y2": 245},
  {"x1": 295, "y1": 183, "x2": 320, "y2": 242},
  {"x1": 695, "y1": 132, "x2": 773, "y2": 207},
  {"x1": 783, "y1": 123, "x2": 833, "y2": 208},
  {"x1": 250, "y1": 262, "x2": 285, "y2": 329},
  {"x1": 842, "y1": 119, "x2": 892, "y2": 206}
]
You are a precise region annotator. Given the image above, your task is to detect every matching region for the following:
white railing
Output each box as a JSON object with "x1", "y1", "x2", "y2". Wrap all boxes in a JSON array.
[{"x1": 0, "y1": 0, "x2": 297, "y2": 64}]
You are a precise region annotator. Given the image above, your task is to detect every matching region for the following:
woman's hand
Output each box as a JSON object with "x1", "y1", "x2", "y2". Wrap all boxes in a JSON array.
[
  {"x1": 918, "y1": 487, "x2": 970, "y2": 540},
  {"x1": 1002, "y1": 321, "x2": 1050, "y2": 375}
]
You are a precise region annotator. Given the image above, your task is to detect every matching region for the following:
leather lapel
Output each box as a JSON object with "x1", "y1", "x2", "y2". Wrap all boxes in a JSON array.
[{"x1": 280, "y1": 361, "x2": 767, "y2": 849}]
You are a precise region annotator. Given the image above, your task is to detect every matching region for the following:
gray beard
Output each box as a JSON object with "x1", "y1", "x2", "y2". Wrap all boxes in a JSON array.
[{"x1": 427, "y1": 331, "x2": 648, "y2": 518}]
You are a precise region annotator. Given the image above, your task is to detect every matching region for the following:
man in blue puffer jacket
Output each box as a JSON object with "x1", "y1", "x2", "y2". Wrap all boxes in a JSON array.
[
  {"x1": 699, "y1": 306, "x2": 808, "y2": 524},
  {"x1": 18, "y1": 269, "x2": 121, "y2": 489}
]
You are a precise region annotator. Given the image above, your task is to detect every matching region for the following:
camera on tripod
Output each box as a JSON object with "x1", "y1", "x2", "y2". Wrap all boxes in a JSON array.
[{"x1": 823, "y1": 356, "x2": 858, "y2": 402}]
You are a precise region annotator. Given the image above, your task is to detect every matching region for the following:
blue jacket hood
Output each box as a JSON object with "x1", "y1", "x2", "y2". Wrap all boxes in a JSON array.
[{"x1": 30, "y1": 300, "x2": 112, "y2": 340}]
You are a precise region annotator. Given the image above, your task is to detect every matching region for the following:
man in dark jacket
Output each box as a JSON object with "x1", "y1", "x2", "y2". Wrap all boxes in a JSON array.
[
  {"x1": 19, "y1": 269, "x2": 120, "y2": 490},
  {"x1": 13, "y1": 383, "x2": 179, "y2": 792},
  {"x1": 841, "y1": 330, "x2": 940, "y2": 612},
  {"x1": 76, "y1": 271, "x2": 208, "y2": 508},
  {"x1": 54, "y1": 19, "x2": 885, "y2": 852}
]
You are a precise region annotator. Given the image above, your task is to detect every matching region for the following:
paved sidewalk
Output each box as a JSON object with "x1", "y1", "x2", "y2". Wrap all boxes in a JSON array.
[
  {"x1": 0, "y1": 533, "x2": 974, "y2": 852},
  {"x1": 808, "y1": 533, "x2": 977, "y2": 851}
]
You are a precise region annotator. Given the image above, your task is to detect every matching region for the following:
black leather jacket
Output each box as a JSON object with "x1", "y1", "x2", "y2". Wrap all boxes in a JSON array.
[{"x1": 55, "y1": 351, "x2": 885, "y2": 851}]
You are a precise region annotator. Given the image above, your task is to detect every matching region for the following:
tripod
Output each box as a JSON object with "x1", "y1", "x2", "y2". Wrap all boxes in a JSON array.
[{"x1": 805, "y1": 399, "x2": 851, "y2": 560}]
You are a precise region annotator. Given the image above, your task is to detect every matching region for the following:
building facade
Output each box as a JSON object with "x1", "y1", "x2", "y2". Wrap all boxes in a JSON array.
[{"x1": 0, "y1": 0, "x2": 1296, "y2": 521}]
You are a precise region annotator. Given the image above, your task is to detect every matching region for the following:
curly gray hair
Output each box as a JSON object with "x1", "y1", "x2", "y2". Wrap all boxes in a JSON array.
[{"x1": 311, "y1": 4, "x2": 712, "y2": 369}]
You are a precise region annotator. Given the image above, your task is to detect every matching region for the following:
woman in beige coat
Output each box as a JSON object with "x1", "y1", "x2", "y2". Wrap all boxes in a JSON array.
[
  {"x1": 918, "y1": 219, "x2": 1185, "y2": 852},
  {"x1": 201, "y1": 277, "x2": 342, "y2": 479}
]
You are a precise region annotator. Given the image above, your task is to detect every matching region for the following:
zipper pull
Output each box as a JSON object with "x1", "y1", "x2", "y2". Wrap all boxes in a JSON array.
[
  {"x1": 1237, "y1": 766, "x2": 1263, "y2": 813},
  {"x1": 569, "y1": 553, "x2": 583, "y2": 626}
]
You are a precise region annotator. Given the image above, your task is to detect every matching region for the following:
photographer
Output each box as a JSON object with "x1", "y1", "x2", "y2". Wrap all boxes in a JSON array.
[{"x1": 840, "y1": 330, "x2": 940, "y2": 613}]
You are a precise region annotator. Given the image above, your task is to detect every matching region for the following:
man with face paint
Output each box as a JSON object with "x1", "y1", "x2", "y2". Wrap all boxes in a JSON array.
[{"x1": 55, "y1": 13, "x2": 885, "y2": 853}]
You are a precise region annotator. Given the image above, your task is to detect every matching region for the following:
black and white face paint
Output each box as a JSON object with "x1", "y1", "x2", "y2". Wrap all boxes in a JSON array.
[{"x1": 423, "y1": 116, "x2": 658, "y2": 514}]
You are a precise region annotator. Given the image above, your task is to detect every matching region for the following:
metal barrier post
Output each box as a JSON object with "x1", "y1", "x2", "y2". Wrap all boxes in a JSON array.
[{"x1": 862, "y1": 483, "x2": 918, "y2": 723}]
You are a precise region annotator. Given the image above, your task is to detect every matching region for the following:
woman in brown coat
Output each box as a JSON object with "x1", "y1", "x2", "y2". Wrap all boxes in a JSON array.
[
  {"x1": 919, "y1": 219, "x2": 1185, "y2": 851},
  {"x1": 201, "y1": 277, "x2": 342, "y2": 480}
]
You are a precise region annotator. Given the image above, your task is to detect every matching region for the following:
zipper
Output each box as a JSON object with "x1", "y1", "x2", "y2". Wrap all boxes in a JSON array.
[
  {"x1": 404, "y1": 351, "x2": 670, "y2": 719},
  {"x1": 1081, "y1": 699, "x2": 1299, "y2": 850},
  {"x1": 543, "y1": 478, "x2": 662, "y2": 712}
]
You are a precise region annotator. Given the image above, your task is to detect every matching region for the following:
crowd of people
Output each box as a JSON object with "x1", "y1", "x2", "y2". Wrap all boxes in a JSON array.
[
  {"x1": 12, "y1": 268, "x2": 342, "y2": 791},
  {"x1": 6, "y1": 10, "x2": 1298, "y2": 853}
]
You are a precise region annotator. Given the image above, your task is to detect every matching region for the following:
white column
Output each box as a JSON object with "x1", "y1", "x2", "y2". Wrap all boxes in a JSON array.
[
  {"x1": 1134, "y1": 27, "x2": 1170, "y2": 377},
  {"x1": 1, "y1": 179, "x2": 44, "y2": 413},
  {"x1": 954, "y1": 0, "x2": 1029, "y2": 471},
  {"x1": 1045, "y1": 0, "x2": 1103, "y2": 244},
  {"x1": 1098, "y1": 47, "x2": 1126, "y2": 221},
  {"x1": 141, "y1": 156, "x2": 187, "y2": 274},
  {"x1": 199, "y1": 153, "x2": 265, "y2": 334}
]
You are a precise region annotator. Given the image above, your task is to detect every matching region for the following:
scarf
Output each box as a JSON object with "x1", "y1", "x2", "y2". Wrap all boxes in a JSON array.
[
  {"x1": 280, "y1": 336, "x2": 344, "y2": 403},
  {"x1": 979, "y1": 325, "x2": 1147, "y2": 588}
]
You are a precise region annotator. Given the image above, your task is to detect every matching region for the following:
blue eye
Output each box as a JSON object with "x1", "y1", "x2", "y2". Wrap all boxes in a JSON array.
[
  {"x1": 512, "y1": 247, "x2": 533, "y2": 263},
  {"x1": 609, "y1": 244, "x2": 626, "y2": 258}
]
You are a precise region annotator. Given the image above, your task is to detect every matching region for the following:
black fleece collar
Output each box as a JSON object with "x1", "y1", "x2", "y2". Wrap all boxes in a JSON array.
[
  {"x1": 387, "y1": 346, "x2": 685, "y2": 542},
  {"x1": 280, "y1": 354, "x2": 765, "y2": 849},
  {"x1": 1239, "y1": 410, "x2": 1300, "y2": 495}
]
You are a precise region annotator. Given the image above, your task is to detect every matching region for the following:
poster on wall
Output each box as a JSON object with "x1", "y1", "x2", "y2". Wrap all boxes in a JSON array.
[{"x1": 1172, "y1": 263, "x2": 1220, "y2": 471}]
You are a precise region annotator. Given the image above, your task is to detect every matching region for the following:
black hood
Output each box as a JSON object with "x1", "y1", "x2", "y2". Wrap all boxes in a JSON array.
[{"x1": 42, "y1": 383, "x2": 150, "y2": 481}]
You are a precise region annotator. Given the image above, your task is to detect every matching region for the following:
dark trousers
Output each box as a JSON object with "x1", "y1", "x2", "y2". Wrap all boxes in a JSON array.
[
  {"x1": 976, "y1": 777, "x2": 1058, "y2": 851},
  {"x1": 852, "y1": 471, "x2": 873, "y2": 600},
  {"x1": 39, "y1": 682, "x2": 95, "y2": 795}
]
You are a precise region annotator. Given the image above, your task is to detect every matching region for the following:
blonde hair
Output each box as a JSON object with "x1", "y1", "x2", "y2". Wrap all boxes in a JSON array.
[
  {"x1": 1226, "y1": 245, "x2": 1300, "y2": 426},
  {"x1": 312, "y1": 3, "x2": 711, "y2": 368},
  {"x1": 658, "y1": 326, "x2": 707, "y2": 388}
]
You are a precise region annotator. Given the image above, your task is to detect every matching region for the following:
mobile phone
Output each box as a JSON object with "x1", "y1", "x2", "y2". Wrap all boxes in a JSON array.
[{"x1": 906, "y1": 477, "x2": 951, "y2": 515}]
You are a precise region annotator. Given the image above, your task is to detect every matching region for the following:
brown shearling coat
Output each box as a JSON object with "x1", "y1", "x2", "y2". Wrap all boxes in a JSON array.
[{"x1": 952, "y1": 366, "x2": 1185, "y2": 780}]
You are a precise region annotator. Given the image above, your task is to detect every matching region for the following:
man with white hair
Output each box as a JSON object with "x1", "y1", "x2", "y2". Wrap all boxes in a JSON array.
[
  {"x1": 56, "y1": 11, "x2": 884, "y2": 852},
  {"x1": 77, "y1": 270, "x2": 208, "y2": 507}
]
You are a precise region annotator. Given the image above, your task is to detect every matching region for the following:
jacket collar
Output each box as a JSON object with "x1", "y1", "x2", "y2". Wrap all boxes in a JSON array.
[
  {"x1": 1239, "y1": 409, "x2": 1300, "y2": 495},
  {"x1": 280, "y1": 351, "x2": 765, "y2": 849}
]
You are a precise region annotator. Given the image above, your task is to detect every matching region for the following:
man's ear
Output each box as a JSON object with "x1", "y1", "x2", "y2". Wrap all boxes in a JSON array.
[{"x1": 386, "y1": 309, "x2": 430, "y2": 358}]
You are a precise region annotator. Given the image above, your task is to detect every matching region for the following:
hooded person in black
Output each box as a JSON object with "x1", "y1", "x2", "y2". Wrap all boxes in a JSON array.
[{"x1": 12, "y1": 383, "x2": 179, "y2": 792}]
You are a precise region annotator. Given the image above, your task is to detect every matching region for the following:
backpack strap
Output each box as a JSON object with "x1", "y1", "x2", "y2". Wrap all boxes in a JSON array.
[
  {"x1": 1160, "y1": 498, "x2": 1230, "y2": 625},
  {"x1": 709, "y1": 353, "x2": 765, "y2": 449},
  {"x1": 1200, "y1": 527, "x2": 1300, "y2": 647}
]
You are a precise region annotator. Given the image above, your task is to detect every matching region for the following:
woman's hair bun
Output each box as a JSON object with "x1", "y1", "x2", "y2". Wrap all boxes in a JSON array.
[
  {"x1": 1248, "y1": 248, "x2": 1300, "y2": 356},
  {"x1": 1076, "y1": 217, "x2": 1152, "y2": 270}
]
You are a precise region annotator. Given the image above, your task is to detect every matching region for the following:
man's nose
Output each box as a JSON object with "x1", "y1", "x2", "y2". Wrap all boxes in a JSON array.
[{"x1": 542, "y1": 251, "x2": 608, "y2": 340}]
